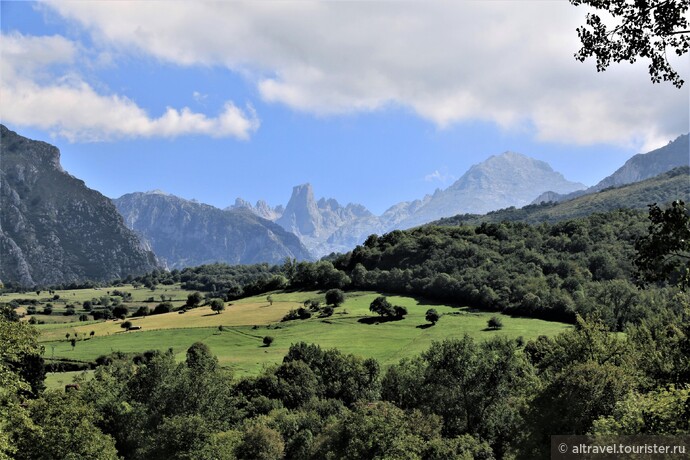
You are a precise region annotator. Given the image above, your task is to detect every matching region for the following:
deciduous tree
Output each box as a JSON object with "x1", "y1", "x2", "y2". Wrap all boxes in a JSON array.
[{"x1": 571, "y1": 0, "x2": 690, "y2": 87}]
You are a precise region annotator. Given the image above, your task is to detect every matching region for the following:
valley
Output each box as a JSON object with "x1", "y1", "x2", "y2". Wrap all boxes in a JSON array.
[{"x1": 4, "y1": 286, "x2": 571, "y2": 377}]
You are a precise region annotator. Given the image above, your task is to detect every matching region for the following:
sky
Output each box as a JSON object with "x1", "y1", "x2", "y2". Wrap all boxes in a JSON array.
[{"x1": 1, "y1": 1, "x2": 688, "y2": 215}]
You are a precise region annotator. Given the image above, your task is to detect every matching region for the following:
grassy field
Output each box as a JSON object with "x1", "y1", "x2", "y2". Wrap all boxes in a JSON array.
[{"x1": 35, "y1": 290, "x2": 572, "y2": 377}]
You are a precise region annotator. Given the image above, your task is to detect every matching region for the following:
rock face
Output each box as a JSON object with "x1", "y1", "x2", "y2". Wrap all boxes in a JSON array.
[
  {"x1": 533, "y1": 133, "x2": 689, "y2": 204},
  {"x1": 273, "y1": 184, "x2": 375, "y2": 255},
  {"x1": 0, "y1": 125, "x2": 158, "y2": 287},
  {"x1": 398, "y1": 152, "x2": 585, "y2": 228},
  {"x1": 114, "y1": 192, "x2": 311, "y2": 268}
]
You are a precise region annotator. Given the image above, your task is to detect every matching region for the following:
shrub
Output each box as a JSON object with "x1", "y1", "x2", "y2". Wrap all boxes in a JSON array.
[
  {"x1": 282, "y1": 307, "x2": 312, "y2": 322},
  {"x1": 325, "y1": 288, "x2": 345, "y2": 307},
  {"x1": 112, "y1": 305, "x2": 128, "y2": 318},
  {"x1": 152, "y1": 302, "x2": 173, "y2": 315},
  {"x1": 263, "y1": 336, "x2": 274, "y2": 347},
  {"x1": 425, "y1": 309, "x2": 440, "y2": 325},
  {"x1": 132, "y1": 306, "x2": 150, "y2": 317},
  {"x1": 393, "y1": 305, "x2": 408, "y2": 318},
  {"x1": 488, "y1": 316, "x2": 503, "y2": 330}
]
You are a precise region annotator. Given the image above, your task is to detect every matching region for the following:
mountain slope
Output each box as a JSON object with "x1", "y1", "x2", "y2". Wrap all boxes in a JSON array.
[
  {"x1": 434, "y1": 166, "x2": 690, "y2": 226},
  {"x1": 0, "y1": 125, "x2": 158, "y2": 286},
  {"x1": 114, "y1": 192, "x2": 311, "y2": 268},
  {"x1": 533, "y1": 133, "x2": 689, "y2": 204}
]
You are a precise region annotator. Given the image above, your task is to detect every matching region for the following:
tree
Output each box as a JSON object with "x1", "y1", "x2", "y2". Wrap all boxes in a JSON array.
[
  {"x1": 120, "y1": 321, "x2": 132, "y2": 331},
  {"x1": 487, "y1": 316, "x2": 503, "y2": 330},
  {"x1": 267, "y1": 295, "x2": 274, "y2": 306},
  {"x1": 570, "y1": 0, "x2": 690, "y2": 87},
  {"x1": 12, "y1": 391, "x2": 119, "y2": 460},
  {"x1": 186, "y1": 292, "x2": 203, "y2": 308},
  {"x1": 635, "y1": 200, "x2": 690, "y2": 290},
  {"x1": 153, "y1": 302, "x2": 173, "y2": 315},
  {"x1": 591, "y1": 386, "x2": 690, "y2": 435},
  {"x1": 393, "y1": 305, "x2": 408, "y2": 318},
  {"x1": 236, "y1": 423, "x2": 285, "y2": 460},
  {"x1": 310, "y1": 401, "x2": 434, "y2": 460},
  {"x1": 325, "y1": 288, "x2": 345, "y2": 307},
  {"x1": 186, "y1": 342, "x2": 217, "y2": 373},
  {"x1": 263, "y1": 336, "x2": 274, "y2": 347},
  {"x1": 369, "y1": 296, "x2": 394, "y2": 317},
  {"x1": 112, "y1": 305, "x2": 128, "y2": 318},
  {"x1": 209, "y1": 298, "x2": 225, "y2": 314},
  {"x1": 425, "y1": 308, "x2": 440, "y2": 325}
]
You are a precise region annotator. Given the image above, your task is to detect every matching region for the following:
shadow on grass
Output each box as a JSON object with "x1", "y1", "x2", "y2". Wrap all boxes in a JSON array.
[
  {"x1": 482, "y1": 327, "x2": 502, "y2": 332},
  {"x1": 357, "y1": 316, "x2": 405, "y2": 325},
  {"x1": 416, "y1": 323, "x2": 434, "y2": 329}
]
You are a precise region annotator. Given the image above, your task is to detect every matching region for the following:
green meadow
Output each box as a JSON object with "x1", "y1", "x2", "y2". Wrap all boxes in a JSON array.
[{"x1": 35, "y1": 289, "x2": 572, "y2": 377}]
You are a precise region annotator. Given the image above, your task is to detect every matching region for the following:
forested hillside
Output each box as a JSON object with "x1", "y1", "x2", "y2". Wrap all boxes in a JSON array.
[{"x1": 130, "y1": 208, "x2": 685, "y2": 331}]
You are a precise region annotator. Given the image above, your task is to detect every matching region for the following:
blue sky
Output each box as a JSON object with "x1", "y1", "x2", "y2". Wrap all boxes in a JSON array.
[{"x1": 2, "y1": 1, "x2": 688, "y2": 214}]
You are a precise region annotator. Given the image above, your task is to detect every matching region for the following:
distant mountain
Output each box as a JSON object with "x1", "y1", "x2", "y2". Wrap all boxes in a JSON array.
[
  {"x1": 227, "y1": 198, "x2": 284, "y2": 221},
  {"x1": 114, "y1": 192, "x2": 311, "y2": 268},
  {"x1": 397, "y1": 151, "x2": 585, "y2": 228},
  {"x1": 274, "y1": 184, "x2": 374, "y2": 255},
  {"x1": 434, "y1": 166, "x2": 690, "y2": 226},
  {"x1": 533, "y1": 133, "x2": 689, "y2": 204},
  {"x1": 0, "y1": 125, "x2": 158, "y2": 287},
  {"x1": 233, "y1": 153, "x2": 583, "y2": 257}
]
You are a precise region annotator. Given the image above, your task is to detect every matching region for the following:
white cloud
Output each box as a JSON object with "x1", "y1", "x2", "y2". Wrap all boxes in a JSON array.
[
  {"x1": 192, "y1": 91, "x2": 208, "y2": 104},
  {"x1": 0, "y1": 32, "x2": 259, "y2": 141},
  {"x1": 424, "y1": 168, "x2": 455, "y2": 184},
  {"x1": 32, "y1": 2, "x2": 690, "y2": 148}
]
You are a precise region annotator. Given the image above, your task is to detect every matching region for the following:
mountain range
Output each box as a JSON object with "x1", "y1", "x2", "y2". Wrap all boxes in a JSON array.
[
  {"x1": 229, "y1": 151, "x2": 586, "y2": 256},
  {"x1": 2, "y1": 124, "x2": 687, "y2": 285},
  {"x1": 113, "y1": 192, "x2": 311, "y2": 269},
  {"x1": 228, "y1": 138, "x2": 687, "y2": 257}
]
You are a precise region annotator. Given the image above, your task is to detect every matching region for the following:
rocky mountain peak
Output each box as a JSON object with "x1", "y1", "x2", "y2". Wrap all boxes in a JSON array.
[
  {"x1": 0, "y1": 124, "x2": 63, "y2": 173},
  {"x1": 233, "y1": 197, "x2": 252, "y2": 209},
  {"x1": 399, "y1": 151, "x2": 585, "y2": 228},
  {"x1": 276, "y1": 183, "x2": 322, "y2": 236}
]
